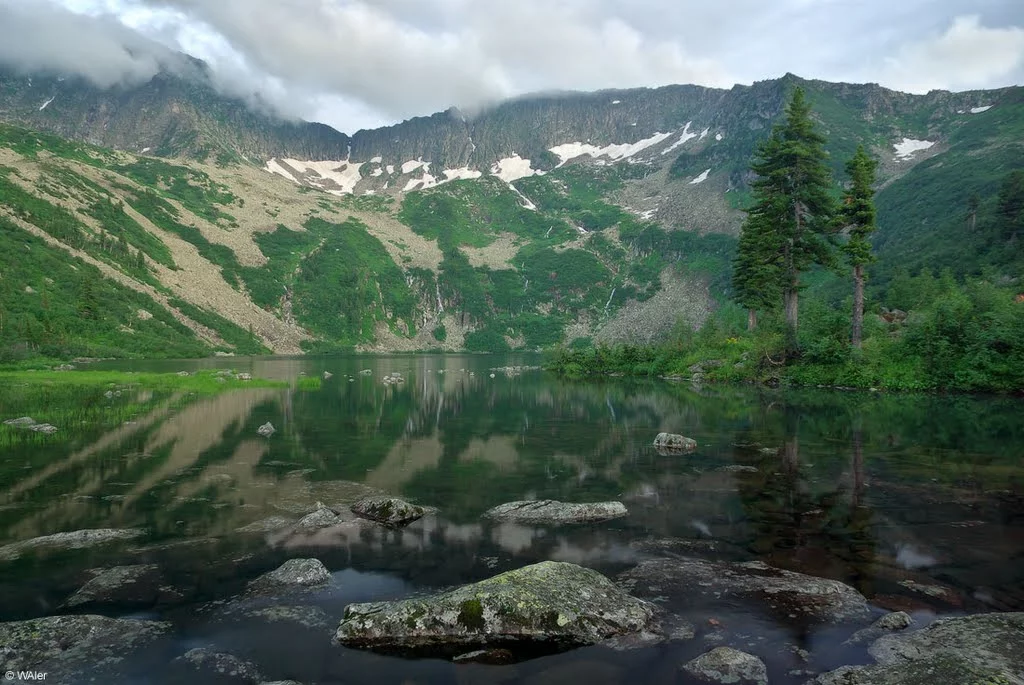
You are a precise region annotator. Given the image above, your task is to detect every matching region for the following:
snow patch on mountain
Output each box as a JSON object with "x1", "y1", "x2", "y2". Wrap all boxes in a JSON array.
[
  {"x1": 690, "y1": 169, "x2": 711, "y2": 185},
  {"x1": 893, "y1": 138, "x2": 935, "y2": 160},
  {"x1": 550, "y1": 131, "x2": 673, "y2": 166},
  {"x1": 402, "y1": 159, "x2": 429, "y2": 174},
  {"x1": 661, "y1": 122, "x2": 697, "y2": 155},
  {"x1": 39, "y1": 97, "x2": 55, "y2": 111},
  {"x1": 970, "y1": 105, "x2": 992, "y2": 114},
  {"x1": 266, "y1": 159, "x2": 364, "y2": 194},
  {"x1": 386, "y1": 165, "x2": 395, "y2": 175},
  {"x1": 715, "y1": 133, "x2": 723, "y2": 141},
  {"x1": 611, "y1": 100, "x2": 621, "y2": 104},
  {"x1": 370, "y1": 156, "x2": 383, "y2": 163},
  {"x1": 443, "y1": 167, "x2": 483, "y2": 182},
  {"x1": 404, "y1": 172, "x2": 438, "y2": 192},
  {"x1": 492, "y1": 155, "x2": 540, "y2": 183},
  {"x1": 266, "y1": 159, "x2": 299, "y2": 183}
]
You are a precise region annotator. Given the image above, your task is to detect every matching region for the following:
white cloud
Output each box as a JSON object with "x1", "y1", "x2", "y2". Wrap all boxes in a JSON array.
[{"x1": 874, "y1": 15, "x2": 1024, "y2": 92}]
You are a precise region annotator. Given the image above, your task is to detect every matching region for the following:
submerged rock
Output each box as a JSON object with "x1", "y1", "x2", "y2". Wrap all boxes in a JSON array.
[
  {"x1": 246, "y1": 558, "x2": 331, "y2": 596},
  {"x1": 0, "y1": 615, "x2": 170, "y2": 676},
  {"x1": 653, "y1": 432, "x2": 697, "y2": 452},
  {"x1": 350, "y1": 496, "x2": 425, "y2": 527},
  {"x1": 0, "y1": 528, "x2": 145, "y2": 561},
  {"x1": 176, "y1": 648, "x2": 263, "y2": 684},
  {"x1": 483, "y1": 500, "x2": 627, "y2": 524},
  {"x1": 681, "y1": 647, "x2": 768, "y2": 685},
  {"x1": 3, "y1": 416, "x2": 37, "y2": 426},
  {"x1": 336, "y1": 560, "x2": 656, "y2": 658},
  {"x1": 619, "y1": 557, "x2": 870, "y2": 626},
  {"x1": 815, "y1": 613, "x2": 1024, "y2": 684},
  {"x1": 62, "y1": 564, "x2": 164, "y2": 609},
  {"x1": 236, "y1": 516, "x2": 296, "y2": 533},
  {"x1": 295, "y1": 503, "x2": 344, "y2": 530}
]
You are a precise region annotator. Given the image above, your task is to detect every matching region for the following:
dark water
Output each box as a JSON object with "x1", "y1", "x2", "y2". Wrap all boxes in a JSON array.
[{"x1": 1, "y1": 354, "x2": 1022, "y2": 684}]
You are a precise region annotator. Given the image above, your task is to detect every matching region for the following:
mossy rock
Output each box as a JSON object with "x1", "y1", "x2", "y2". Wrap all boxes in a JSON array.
[
  {"x1": 336, "y1": 561, "x2": 656, "y2": 658},
  {"x1": 350, "y1": 496, "x2": 425, "y2": 527}
]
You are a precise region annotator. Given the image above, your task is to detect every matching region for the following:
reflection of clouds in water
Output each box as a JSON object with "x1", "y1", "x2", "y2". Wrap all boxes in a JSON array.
[
  {"x1": 691, "y1": 520, "x2": 713, "y2": 538},
  {"x1": 895, "y1": 544, "x2": 938, "y2": 569},
  {"x1": 548, "y1": 538, "x2": 638, "y2": 565}
]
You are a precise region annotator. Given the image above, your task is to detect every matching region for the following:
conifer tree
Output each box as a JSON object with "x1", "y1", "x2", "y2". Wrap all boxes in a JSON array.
[
  {"x1": 733, "y1": 87, "x2": 835, "y2": 344},
  {"x1": 840, "y1": 145, "x2": 878, "y2": 348}
]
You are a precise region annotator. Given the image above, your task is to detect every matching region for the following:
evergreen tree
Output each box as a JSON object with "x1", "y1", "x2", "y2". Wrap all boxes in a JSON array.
[
  {"x1": 733, "y1": 158, "x2": 786, "y2": 330},
  {"x1": 996, "y1": 170, "x2": 1024, "y2": 242},
  {"x1": 840, "y1": 145, "x2": 878, "y2": 348},
  {"x1": 734, "y1": 88, "x2": 836, "y2": 344}
]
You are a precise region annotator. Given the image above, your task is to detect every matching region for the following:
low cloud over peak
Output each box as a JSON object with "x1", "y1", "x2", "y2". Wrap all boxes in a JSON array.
[{"x1": 1, "y1": 0, "x2": 1021, "y2": 134}]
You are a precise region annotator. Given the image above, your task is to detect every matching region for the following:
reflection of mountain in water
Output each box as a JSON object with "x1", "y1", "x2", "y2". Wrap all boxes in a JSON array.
[{"x1": 0, "y1": 357, "x2": 1021, "y2": 613}]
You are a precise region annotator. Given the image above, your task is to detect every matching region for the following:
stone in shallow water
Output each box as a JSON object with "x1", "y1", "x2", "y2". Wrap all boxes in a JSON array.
[
  {"x1": 336, "y1": 560, "x2": 656, "y2": 658},
  {"x1": 350, "y1": 496, "x2": 425, "y2": 526},
  {"x1": 0, "y1": 615, "x2": 170, "y2": 676},
  {"x1": 246, "y1": 558, "x2": 331, "y2": 596},
  {"x1": 0, "y1": 528, "x2": 145, "y2": 561},
  {"x1": 814, "y1": 613, "x2": 1024, "y2": 685},
  {"x1": 618, "y1": 557, "x2": 871, "y2": 626},
  {"x1": 62, "y1": 564, "x2": 164, "y2": 609},
  {"x1": 483, "y1": 499, "x2": 627, "y2": 524},
  {"x1": 680, "y1": 646, "x2": 768, "y2": 685},
  {"x1": 653, "y1": 432, "x2": 697, "y2": 451},
  {"x1": 257, "y1": 422, "x2": 276, "y2": 437}
]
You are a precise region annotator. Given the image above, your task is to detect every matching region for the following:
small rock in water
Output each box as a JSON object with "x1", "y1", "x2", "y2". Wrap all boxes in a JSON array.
[
  {"x1": 62, "y1": 564, "x2": 163, "y2": 609},
  {"x1": 3, "y1": 416, "x2": 37, "y2": 427},
  {"x1": 295, "y1": 503, "x2": 343, "y2": 530},
  {"x1": 237, "y1": 372, "x2": 253, "y2": 381},
  {"x1": 323, "y1": 371, "x2": 333, "y2": 379},
  {"x1": 0, "y1": 528, "x2": 146, "y2": 561},
  {"x1": 176, "y1": 371, "x2": 191, "y2": 376},
  {"x1": 247, "y1": 558, "x2": 331, "y2": 596},
  {"x1": 257, "y1": 422, "x2": 275, "y2": 437},
  {"x1": 844, "y1": 611, "x2": 914, "y2": 646},
  {"x1": 483, "y1": 499, "x2": 627, "y2": 524},
  {"x1": 681, "y1": 646, "x2": 768, "y2": 685},
  {"x1": 653, "y1": 432, "x2": 697, "y2": 452},
  {"x1": 350, "y1": 496, "x2": 425, "y2": 527},
  {"x1": 359, "y1": 369, "x2": 372, "y2": 375}
]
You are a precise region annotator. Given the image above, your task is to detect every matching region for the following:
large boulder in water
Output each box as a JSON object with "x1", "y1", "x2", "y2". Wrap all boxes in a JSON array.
[
  {"x1": 336, "y1": 561, "x2": 656, "y2": 658},
  {"x1": 350, "y1": 496, "x2": 425, "y2": 526},
  {"x1": 814, "y1": 613, "x2": 1024, "y2": 684},
  {"x1": 619, "y1": 557, "x2": 870, "y2": 626},
  {"x1": 483, "y1": 500, "x2": 627, "y2": 524},
  {"x1": 0, "y1": 615, "x2": 170, "y2": 678}
]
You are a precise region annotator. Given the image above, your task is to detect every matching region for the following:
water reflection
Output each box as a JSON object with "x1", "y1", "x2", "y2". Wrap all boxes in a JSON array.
[{"x1": 1, "y1": 355, "x2": 1023, "y2": 622}]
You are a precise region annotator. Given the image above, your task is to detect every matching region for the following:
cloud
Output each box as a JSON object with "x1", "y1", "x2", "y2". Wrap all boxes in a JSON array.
[
  {"x1": 874, "y1": 15, "x2": 1024, "y2": 92},
  {"x1": 0, "y1": 0, "x2": 183, "y2": 88},
  {"x1": 1, "y1": 0, "x2": 1022, "y2": 134}
]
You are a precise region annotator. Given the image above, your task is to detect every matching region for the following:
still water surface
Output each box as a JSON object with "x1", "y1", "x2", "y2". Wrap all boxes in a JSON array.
[{"x1": 1, "y1": 354, "x2": 1022, "y2": 684}]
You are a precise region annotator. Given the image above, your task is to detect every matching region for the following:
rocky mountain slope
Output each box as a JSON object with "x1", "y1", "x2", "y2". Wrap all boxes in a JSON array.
[{"x1": 0, "y1": 62, "x2": 1020, "y2": 359}]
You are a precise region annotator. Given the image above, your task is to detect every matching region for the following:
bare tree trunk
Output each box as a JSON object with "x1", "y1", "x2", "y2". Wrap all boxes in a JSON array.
[
  {"x1": 747, "y1": 308, "x2": 757, "y2": 332},
  {"x1": 852, "y1": 264, "x2": 864, "y2": 348}
]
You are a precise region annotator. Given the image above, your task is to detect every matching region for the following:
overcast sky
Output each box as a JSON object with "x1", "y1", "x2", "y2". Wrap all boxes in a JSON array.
[{"x1": 1, "y1": 0, "x2": 1022, "y2": 133}]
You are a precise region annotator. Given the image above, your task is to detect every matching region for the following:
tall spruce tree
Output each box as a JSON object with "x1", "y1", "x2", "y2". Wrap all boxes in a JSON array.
[
  {"x1": 840, "y1": 145, "x2": 878, "y2": 348},
  {"x1": 735, "y1": 87, "x2": 835, "y2": 345}
]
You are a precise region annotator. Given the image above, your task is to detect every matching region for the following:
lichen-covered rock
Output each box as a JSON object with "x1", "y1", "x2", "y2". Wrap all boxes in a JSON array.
[
  {"x1": 295, "y1": 503, "x2": 343, "y2": 530},
  {"x1": 177, "y1": 648, "x2": 263, "y2": 684},
  {"x1": 62, "y1": 564, "x2": 163, "y2": 609},
  {"x1": 0, "y1": 528, "x2": 145, "y2": 561},
  {"x1": 483, "y1": 500, "x2": 627, "y2": 524},
  {"x1": 844, "y1": 611, "x2": 914, "y2": 646},
  {"x1": 246, "y1": 558, "x2": 330, "y2": 596},
  {"x1": 336, "y1": 561, "x2": 656, "y2": 657},
  {"x1": 681, "y1": 647, "x2": 768, "y2": 685},
  {"x1": 814, "y1": 613, "x2": 1024, "y2": 685},
  {"x1": 350, "y1": 496, "x2": 424, "y2": 526},
  {"x1": 619, "y1": 557, "x2": 870, "y2": 626},
  {"x1": 653, "y1": 432, "x2": 697, "y2": 451},
  {"x1": 0, "y1": 615, "x2": 170, "y2": 677}
]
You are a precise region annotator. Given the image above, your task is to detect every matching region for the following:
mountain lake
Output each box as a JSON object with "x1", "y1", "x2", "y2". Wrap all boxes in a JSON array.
[{"x1": 0, "y1": 354, "x2": 1021, "y2": 684}]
